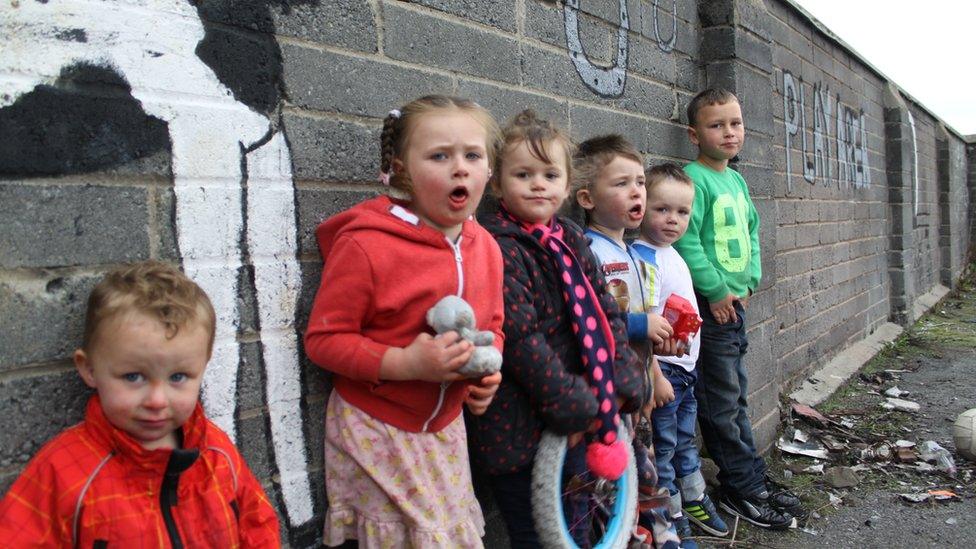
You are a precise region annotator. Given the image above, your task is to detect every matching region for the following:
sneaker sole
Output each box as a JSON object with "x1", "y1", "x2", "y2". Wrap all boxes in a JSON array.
[
  {"x1": 718, "y1": 500, "x2": 796, "y2": 531},
  {"x1": 684, "y1": 513, "x2": 730, "y2": 537},
  {"x1": 772, "y1": 502, "x2": 808, "y2": 519}
]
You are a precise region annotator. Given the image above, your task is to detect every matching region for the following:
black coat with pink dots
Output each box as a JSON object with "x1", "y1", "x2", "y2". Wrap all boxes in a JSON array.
[{"x1": 466, "y1": 210, "x2": 646, "y2": 476}]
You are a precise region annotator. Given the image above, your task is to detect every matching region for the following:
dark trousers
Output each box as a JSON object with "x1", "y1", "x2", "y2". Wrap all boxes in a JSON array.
[
  {"x1": 487, "y1": 466, "x2": 539, "y2": 548},
  {"x1": 693, "y1": 295, "x2": 767, "y2": 497},
  {"x1": 487, "y1": 444, "x2": 588, "y2": 548}
]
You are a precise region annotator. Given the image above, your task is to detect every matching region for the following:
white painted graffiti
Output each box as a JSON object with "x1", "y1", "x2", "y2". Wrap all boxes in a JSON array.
[
  {"x1": 1, "y1": 0, "x2": 312, "y2": 528},
  {"x1": 563, "y1": 0, "x2": 630, "y2": 97},
  {"x1": 907, "y1": 109, "x2": 919, "y2": 216},
  {"x1": 563, "y1": 0, "x2": 679, "y2": 97},
  {"x1": 783, "y1": 71, "x2": 871, "y2": 191},
  {"x1": 653, "y1": 0, "x2": 678, "y2": 53}
]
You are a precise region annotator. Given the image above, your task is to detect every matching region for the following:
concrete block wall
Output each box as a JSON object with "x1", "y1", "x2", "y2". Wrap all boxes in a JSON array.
[
  {"x1": 0, "y1": 0, "x2": 971, "y2": 545},
  {"x1": 766, "y1": 0, "x2": 891, "y2": 382}
]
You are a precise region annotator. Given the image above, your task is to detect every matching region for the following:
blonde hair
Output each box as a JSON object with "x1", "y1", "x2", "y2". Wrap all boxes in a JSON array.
[
  {"x1": 686, "y1": 88, "x2": 738, "y2": 127},
  {"x1": 379, "y1": 95, "x2": 501, "y2": 195},
  {"x1": 571, "y1": 134, "x2": 643, "y2": 194},
  {"x1": 645, "y1": 162, "x2": 693, "y2": 196},
  {"x1": 492, "y1": 109, "x2": 575, "y2": 195},
  {"x1": 83, "y1": 261, "x2": 216, "y2": 354}
]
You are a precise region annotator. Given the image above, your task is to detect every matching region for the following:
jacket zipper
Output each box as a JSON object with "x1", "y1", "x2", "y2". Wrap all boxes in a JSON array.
[
  {"x1": 160, "y1": 465, "x2": 185, "y2": 549},
  {"x1": 450, "y1": 236, "x2": 464, "y2": 296},
  {"x1": 421, "y1": 237, "x2": 465, "y2": 432},
  {"x1": 159, "y1": 448, "x2": 199, "y2": 549}
]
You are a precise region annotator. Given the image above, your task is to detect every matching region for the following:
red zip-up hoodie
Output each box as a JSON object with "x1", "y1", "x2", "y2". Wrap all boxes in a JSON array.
[
  {"x1": 304, "y1": 195, "x2": 505, "y2": 432},
  {"x1": 0, "y1": 395, "x2": 280, "y2": 548}
]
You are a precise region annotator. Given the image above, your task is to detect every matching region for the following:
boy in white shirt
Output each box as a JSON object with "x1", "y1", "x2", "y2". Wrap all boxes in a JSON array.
[{"x1": 633, "y1": 163, "x2": 729, "y2": 539}]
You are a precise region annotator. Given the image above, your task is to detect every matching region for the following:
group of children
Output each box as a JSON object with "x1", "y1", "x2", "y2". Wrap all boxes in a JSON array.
[{"x1": 0, "y1": 88, "x2": 805, "y2": 548}]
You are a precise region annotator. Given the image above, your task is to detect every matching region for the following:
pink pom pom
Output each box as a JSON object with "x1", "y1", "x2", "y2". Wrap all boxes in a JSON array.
[{"x1": 586, "y1": 440, "x2": 628, "y2": 480}]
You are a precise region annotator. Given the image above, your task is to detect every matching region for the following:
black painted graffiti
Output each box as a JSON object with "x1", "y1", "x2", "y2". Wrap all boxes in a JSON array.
[
  {"x1": 0, "y1": 63, "x2": 169, "y2": 176},
  {"x1": 783, "y1": 71, "x2": 871, "y2": 190}
]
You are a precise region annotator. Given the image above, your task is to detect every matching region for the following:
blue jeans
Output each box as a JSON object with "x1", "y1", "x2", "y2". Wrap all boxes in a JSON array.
[
  {"x1": 693, "y1": 295, "x2": 767, "y2": 497},
  {"x1": 651, "y1": 361, "x2": 706, "y2": 514}
]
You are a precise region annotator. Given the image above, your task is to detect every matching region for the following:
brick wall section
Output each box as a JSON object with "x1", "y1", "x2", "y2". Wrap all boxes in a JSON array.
[
  {"x1": 698, "y1": 0, "x2": 782, "y2": 451},
  {"x1": 766, "y1": 0, "x2": 890, "y2": 378},
  {"x1": 936, "y1": 125, "x2": 970, "y2": 286},
  {"x1": 908, "y1": 104, "x2": 943, "y2": 301},
  {"x1": 970, "y1": 141, "x2": 976, "y2": 244},
  {"x1": 883, "y1": 84, "x2": 920, "y2": 325},
  {"x1": 0, "y1": 1, "x2": 972, "y2": 546}
]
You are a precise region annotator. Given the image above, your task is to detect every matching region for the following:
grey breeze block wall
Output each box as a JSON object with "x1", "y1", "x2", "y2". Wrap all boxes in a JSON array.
[{"x1": 0, "y1": 0, "x2": 971, "y2": 546}]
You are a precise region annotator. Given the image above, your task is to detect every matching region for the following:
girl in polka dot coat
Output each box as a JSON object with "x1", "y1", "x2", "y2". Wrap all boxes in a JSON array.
[{"x1": 466, "y1": 111, "x2": 647, "y2": 546}]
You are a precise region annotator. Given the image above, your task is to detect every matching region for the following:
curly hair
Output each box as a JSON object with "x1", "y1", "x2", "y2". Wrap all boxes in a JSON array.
[
  {"x1": 492, "y1": 109, "x2": 575, "y2": 192},
  {"x1": 82, "y1": 261, "x2": 216, "y2": 354},
  {"x1": 379, "y1": 95, "x2": 501, "y2": 195}
]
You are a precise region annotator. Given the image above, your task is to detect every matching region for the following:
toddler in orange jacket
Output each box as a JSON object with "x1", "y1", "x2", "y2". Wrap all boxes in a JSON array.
[{"x1": 0, "y1": 261, "x2": 280, "y2": 548}]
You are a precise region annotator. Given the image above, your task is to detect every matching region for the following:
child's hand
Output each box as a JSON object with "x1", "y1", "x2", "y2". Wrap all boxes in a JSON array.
[
  {"x1": 652, "y1": 371, "x2": 675, "y2": 409},
  {"x1": 567, "y1": 431, "x2": 585, "y2": 448},
  {"x1": 646, "y1": 313, "x2": 673, "y2": 344},
  {"x1": 385, "y1": 331, "x2": 472, "y2": 382},
  {"x1": 709, "y1": 293, "x2": 738, "y2": 325},
  {"x1": 465, "y1": 371, "x2": 502, "y2": 415},
  {"x1": 653, "y1": 337, "x2": 685, "y2": 357}
]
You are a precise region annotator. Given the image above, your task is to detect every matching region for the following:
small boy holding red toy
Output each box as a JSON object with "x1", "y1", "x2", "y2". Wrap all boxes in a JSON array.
[{"x1": 633, "y1": 163, "x2": 729, "y2": 540}]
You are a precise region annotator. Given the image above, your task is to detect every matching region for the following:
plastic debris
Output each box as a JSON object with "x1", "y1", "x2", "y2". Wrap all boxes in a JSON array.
[
  {"x1": 777, "y1": 436, "x2": 829, "y2": 459},
  {"x1": 792, "y1": 402, "x2": 829, "y2": 425},
  {"x1": 819, "y1": 434, "x2": 847, "y2": 451},
  {"x1": 894, "y1": 447, "x2": 918, "y2": 463},
  {"x1": 918, "y1": 441, "x2": 957, "y2": 475},
  {"x1": 894, "y1": 440, "x2": 915, "y2": 448},
  {"x1": 803, "y1": 463, "x2": 825, "y2": 474},
  {"x1": 928, "y1": 489, "x2": 959, "y2": 500},
  {"x1": 946, "y1": 518, "x2": 958, "y2": 525},
  {"x1": 828, "y1": 493, "x2": 843, "y2": 506},
  {"x1": 884, "y1": 386, "x2": 909, "y2": 398},
  {"x1": 824, "y1": 466, "x2": 860, "y2": 488},
  {"x1": 900, "y1": 492, "x2": 929, "y2": 503},
  {"x1": 858, "y1": 443, "x2": 893, "y2": 461},
  {"x1": 799, "y1": 527, "x2": 819, "y2": 536},
  {"x1": 881, "y1": 398, "x2": 921, "y2": 413},
  {"x1": 793, "y1": 429, "x2": 809, "y2": 443}
]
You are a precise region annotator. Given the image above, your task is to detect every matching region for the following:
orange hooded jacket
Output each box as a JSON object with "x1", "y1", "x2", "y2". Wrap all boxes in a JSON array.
[{"x1": 0, "y1": 395, "x2": 280, "y2": 548}]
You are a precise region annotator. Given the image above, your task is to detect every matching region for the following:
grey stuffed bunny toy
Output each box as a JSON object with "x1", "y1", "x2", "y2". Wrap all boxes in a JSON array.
[{"x1": 426, "y1": 295, "x2": 502, "y2": 378}]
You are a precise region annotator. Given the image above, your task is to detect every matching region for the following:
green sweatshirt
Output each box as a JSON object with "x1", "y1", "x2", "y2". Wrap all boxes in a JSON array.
[{"x1": 673, "y1": 161, "x2": 761, "y2": 303}]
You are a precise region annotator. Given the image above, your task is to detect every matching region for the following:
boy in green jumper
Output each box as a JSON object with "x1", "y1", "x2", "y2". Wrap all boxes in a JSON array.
[{"x1": 673, "y1": 89, "x2": 805, "y2": 529}]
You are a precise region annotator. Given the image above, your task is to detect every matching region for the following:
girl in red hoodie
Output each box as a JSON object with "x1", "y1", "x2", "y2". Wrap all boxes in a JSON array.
[{"x1": 304, "y1": 95, "x2": 504, "y2": 547}]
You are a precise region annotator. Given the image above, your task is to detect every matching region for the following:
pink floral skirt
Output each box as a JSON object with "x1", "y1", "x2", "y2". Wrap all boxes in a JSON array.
[{"x1": 322, "y1": 391, "x2": 485, "y2": 548}]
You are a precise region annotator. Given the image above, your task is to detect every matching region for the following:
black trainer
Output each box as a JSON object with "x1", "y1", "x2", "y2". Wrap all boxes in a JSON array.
[
  {"x1": 764, "y1": 475, "x2": 807, "y2": 518},
  {"x1": 718, "y1": 490, "x2": 796, "y2": 530}
]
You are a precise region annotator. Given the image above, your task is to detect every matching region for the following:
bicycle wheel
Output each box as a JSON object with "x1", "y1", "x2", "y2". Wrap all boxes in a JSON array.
[{"x1": 532, "y1": 427, "x2": 637, "y2": 548}]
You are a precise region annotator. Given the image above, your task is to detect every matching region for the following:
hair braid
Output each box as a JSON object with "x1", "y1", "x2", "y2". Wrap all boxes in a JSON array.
[{"x1": 379, "y1": 112, "x2": 400, "y2": 178}]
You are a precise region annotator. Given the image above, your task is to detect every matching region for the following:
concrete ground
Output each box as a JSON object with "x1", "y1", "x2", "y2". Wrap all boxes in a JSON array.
[{"x1": 698, "y1": 272, "x2": 976, "y2": 548}]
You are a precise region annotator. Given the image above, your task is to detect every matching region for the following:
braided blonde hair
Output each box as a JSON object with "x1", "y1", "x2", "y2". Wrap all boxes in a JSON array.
[{"x1": 379, "y1": 95, "x2": 501, "y2": 195}]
